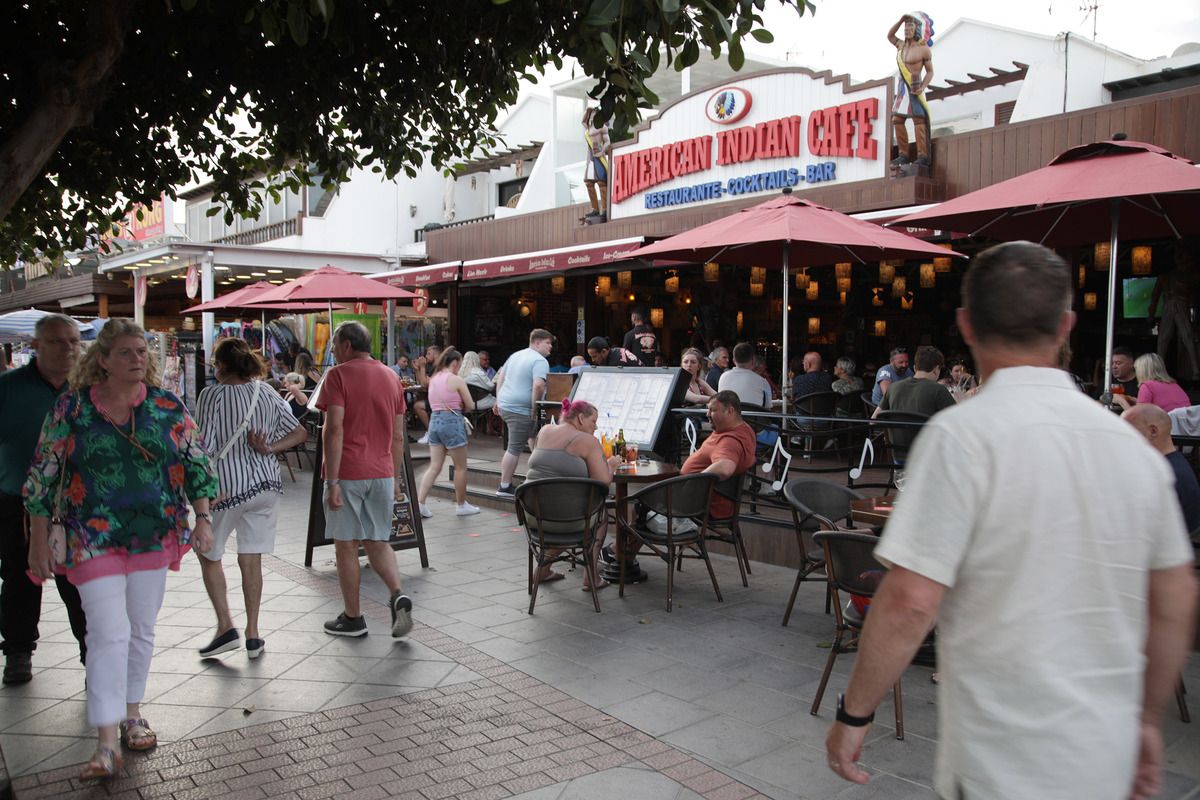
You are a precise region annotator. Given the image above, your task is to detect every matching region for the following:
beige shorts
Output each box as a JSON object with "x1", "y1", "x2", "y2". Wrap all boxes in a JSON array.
[{"x1": 202, "y1": 491, "x2": 279, "y2": 561}]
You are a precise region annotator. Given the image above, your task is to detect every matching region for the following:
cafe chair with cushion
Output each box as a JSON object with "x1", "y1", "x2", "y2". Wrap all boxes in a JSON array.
[
  {"x1": 810, "y1": 529, "x2": 904, "y2": 740},
  {"x1": 515, "y1": 477, "x2": 610, "y2": 614},
  {"x1": 618, "y1": 472, "x2": 721, "y2": 612},
  {"x1": 781, "y1": 479, "x2": 865, "y2": 625},
  {"x1": 702, "y1": 472, "x2": 751, "y2": 587}
]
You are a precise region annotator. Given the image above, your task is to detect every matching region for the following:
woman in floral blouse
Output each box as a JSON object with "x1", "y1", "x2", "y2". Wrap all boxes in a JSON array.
[{"x1": 25, "y1": 319, "x2": 218, "y2": 780}]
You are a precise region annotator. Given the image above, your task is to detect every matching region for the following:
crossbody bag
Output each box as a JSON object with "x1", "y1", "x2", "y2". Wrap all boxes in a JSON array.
[{"x1": 216, "y1": 380, "x2": 264, "y2": 462}]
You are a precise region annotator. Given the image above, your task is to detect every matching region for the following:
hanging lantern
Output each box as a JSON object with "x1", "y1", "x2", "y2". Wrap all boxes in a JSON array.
[
  {"x1": 835, "y1": 262, "x2": 852, "y2": 279},
  {"x1": 837, "y1": 276, "x2": 851, "y2": 293},
  {"x1": 795, "y1": 270, "x2": 810, "y2": 290},
  {"x1": 1132, "y1": 246, "x2": 1152, "y2": 276},
  {"x1": 681, "y1": 290, "x2": 692, "y2": 305},
  {"x1": 874, "y1": 320, "x2": 887, "y2": 336},
  {"x1": 1094, "y1": 242, "x2": 1111, "y2": 271},
  {"x1": 597, "y1": 275, "x2": 612, "y2": 293},
  {"x1": 736, "y1": 310, "x2": 744, "y2": 332},
  {"x1": 627, "y1": 292, "x2": 636, "y2": 301},
  {"x1": 650, "y1": 307, "x2": 665, "y2": 327},
  {"x1": 703, "y1": 262, "x2": 720, "y2": 282},
  {"x1": 901, "y1": 293, "x2": 915, "y2": 311},
  {"x1": 1084, "y1": 292, "x2": 1098, "y2": 311},
  {"x1": 879, "y1": 261, "x2": 896, "y2": 284},
  {"x1": 933, "y1": 256, "x2": 952, "y2": 273},
  {"x1": 892, "y1": 275, "x2": 907, "y2": 298},
  {"x1": 551, "y1": 275, "x2": 565, "y2": 294},
  {"x1": 749, "y1": 282, "x2": 764, "y2": 297},
  {"x1": 1078, "y1": 264, "x2": 1087, "y2": 289},
  {"x1": 808, "y1": 317, "x2": 821, "y2": 335},
  {"x1": 839, "y1": 290, "x2": 847, "y2": 305},
  {"x1": 920, "y1": 263, "x2": 935, "y2": 288},
  {"x1": 806, "y1": 280, "x2": 819, "y2": 301},
  {"x1": 618, "y1": 270, "x2": 632, "y2": 289},
  {"x1": 872, "y1": 287, "x2": 885, "y2": 307},
  {"x1": 665, "y1": 274, "x2": 679, "y2": 293},
  {"x1": 751, "y1": 266, "x2": 767, "y2": 283}
]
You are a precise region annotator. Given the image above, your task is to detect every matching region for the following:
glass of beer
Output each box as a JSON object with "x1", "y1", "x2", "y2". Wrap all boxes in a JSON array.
[
  {"x1": 626, "y1": 443, "x2": 638, "y2": 463},
  {"x1": 1110, "y1": 384, "x2": 1125, "y2": 396}
]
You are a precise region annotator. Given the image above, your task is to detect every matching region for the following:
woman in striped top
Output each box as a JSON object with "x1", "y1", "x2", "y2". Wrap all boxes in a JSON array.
[{"x1": 193, "y1": 339, "x2": 308, "y2": 662}]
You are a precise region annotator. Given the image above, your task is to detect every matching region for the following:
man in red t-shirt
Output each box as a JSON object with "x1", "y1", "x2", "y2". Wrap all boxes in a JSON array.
[
  {"x1": 681, "y1": 391, "x2": 757, "y2": 519},
  {"x1": 315, "y1": 322, "x2": 413, "y2": 640}
]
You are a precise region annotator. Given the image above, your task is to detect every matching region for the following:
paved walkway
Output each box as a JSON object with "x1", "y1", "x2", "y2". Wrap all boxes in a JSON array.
[{"x1": 2, "y1": 467, "x2": 1198, "y2": 799}]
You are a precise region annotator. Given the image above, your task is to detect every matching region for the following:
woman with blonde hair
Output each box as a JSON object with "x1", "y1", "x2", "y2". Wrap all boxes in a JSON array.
[
  {"x1": 459, "y1": 350, "x2": 495, "y2": 411},
  {"x1": 1133, "y1": 352, "x2": 1191, "y2": 412},
  {"x1": 25, "y1": 319, "x2": 218, "y2": 780},
  {"x1": 194, "y1": 338, "x2": 307, "y2": 662},
  {"x1": 680, "y1": 348, "x2": 716, "y2": 405},
  {"x1": 293, "y1": 352, "x2": 321, "y2": 390}
]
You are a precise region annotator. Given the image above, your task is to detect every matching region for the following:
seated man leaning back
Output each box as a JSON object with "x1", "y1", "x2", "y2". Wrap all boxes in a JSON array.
[{"x1": 681, "y1": 391, "x2": 758, "y2": 520}]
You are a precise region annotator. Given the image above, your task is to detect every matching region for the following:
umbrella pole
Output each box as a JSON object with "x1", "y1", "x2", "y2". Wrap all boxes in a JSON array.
[
  {"x1": 781, "y1": 242, "x2": 789, "y2": 417},
  {"x1": 1102, "y1": 200, "x2": 1120, "y2": 396},
  {"x1": 328, "y1": 301, "x2": 335, "y2": 368},
  {"x1": 261, "y1": 311, "x2": 267, "y2": 358}
]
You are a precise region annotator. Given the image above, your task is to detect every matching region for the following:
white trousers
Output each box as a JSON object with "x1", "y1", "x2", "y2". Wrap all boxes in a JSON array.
[{"x1": 76, "y1": 568, "x2": 168, "y2": 727}]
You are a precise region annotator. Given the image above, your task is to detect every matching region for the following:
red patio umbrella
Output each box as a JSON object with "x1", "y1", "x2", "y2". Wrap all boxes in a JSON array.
[
  {"x1": 627, "y1": 189, "x2": 965, "y2": 410},
  {"x1": 247, "y1": 266, "x2": 418, "y2": 365},
  {"x1": 183, "y1": 281, "x2": 345, "y2": 356},
  {"x1": 892, "y1": 139, "x2": 1200, "y2": 392}
]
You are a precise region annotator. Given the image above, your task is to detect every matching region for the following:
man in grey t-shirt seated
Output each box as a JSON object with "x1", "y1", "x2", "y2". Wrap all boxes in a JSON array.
[
  {"x1": 718, "y1": 342, "x2": 772, "y2": 410},
  {"x1": 870, "y1": 347, "x2": 913, "y2": 406}
]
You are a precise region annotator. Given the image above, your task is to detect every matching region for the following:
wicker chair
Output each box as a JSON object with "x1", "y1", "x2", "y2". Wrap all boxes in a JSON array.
[
  {"x1": 514, "y1": 477, "x2": 610, "y2": 614},
  {"x1": 780, "y1": 479, "x2": 864, "y2": 625}
]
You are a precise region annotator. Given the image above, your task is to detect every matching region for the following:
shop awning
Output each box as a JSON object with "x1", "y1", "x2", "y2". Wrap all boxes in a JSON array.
[
  {"x1": 460, "y1": 237, "x2": 646, "y2": 282},
  {"x1": 371, "y1": 261, "x2": 460, "y2": 287}
]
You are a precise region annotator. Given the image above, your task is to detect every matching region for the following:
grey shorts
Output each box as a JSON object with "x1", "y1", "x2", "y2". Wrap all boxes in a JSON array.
[
  {"x1": 324, "y1": 477, "x2": 393, "y2": 541},
  {"x1": 500, "y1": 409, "x2": 535, "y2": 455}
]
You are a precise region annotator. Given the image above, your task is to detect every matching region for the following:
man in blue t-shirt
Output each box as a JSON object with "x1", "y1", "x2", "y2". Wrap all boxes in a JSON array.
[
  {"x1": 1123, "y1": 403, "x2": 1200, "y2": 534},
  {"x1": 494, "y1": 329, "x2": 554, "y2": 496},
  {"x1": 870, "y1": 347, "x2": 914, "y2": 406}
]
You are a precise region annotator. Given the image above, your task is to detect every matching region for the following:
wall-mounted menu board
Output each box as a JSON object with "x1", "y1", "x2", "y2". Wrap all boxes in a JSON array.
[{"x1": 571, "y1": 367, "x2": 687, "y2": 454}]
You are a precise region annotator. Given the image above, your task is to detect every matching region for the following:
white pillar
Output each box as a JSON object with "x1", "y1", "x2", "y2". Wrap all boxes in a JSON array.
[
  {"x1": 133, "y1": 269, "x2": 144, "y2": 328},
  {"x1": 681, "y1": 66, "x2": 691, "y2": 96},
  {"x1": 200, "y1": 250, "x2": 215, "y2": 363},
  {"x1": 386, "y1": 299, "x2": 396, "y2": 366}
]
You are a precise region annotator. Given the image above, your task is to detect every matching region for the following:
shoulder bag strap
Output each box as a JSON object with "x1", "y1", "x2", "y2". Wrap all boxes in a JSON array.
[{"x1": 216, "y1": 381, "x2": 263, "y2": 462}]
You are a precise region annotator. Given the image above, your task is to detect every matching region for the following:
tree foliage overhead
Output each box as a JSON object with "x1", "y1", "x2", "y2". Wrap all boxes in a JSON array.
[{"x1": 0, "y1": 0, "x2": 814, "y2": 263}]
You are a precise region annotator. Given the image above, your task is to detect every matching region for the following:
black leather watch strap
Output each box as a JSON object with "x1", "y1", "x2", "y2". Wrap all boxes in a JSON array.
[{"x1": 836, "y1": 693, "x2": 875, "y2": 727}]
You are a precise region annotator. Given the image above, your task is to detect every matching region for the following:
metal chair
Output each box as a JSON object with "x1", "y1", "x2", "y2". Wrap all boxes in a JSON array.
[
  {"x1": 514, "y1": 477, "x2": 610, "y2": 614},
  {"x1": 702, "y1": 472, "x2": 751, "y2": 587},
  {"x1": 781, "y1": 479, "x2": 865, "y2": 625},
  {"x1": 618, "y1": 472, "x2": 721, "y2": 611},
  {"x1": 465, "y1": 384, "x2": 494, "y2": 438},
  {"x1": 810, "y1": 529, "x2": 904, "y2": 740}
]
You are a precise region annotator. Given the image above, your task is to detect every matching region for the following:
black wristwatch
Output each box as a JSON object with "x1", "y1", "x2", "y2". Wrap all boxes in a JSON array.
[{"x1": 836, "y1": 694, "x2": 875, "y2": 727}]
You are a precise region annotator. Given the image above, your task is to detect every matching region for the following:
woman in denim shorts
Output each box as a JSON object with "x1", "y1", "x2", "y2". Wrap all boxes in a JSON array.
[{"x1": 415, "y1": 348, "x2": 480, "y2": 518}]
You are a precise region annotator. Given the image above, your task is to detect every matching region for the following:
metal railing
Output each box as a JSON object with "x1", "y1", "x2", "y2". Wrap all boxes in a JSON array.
[
  {"x1": 413, "y1": 214, "x2": 496, "y2": 243},
  {"x1": 214, "y1": 217, "x2": 300, "y2": 246}
]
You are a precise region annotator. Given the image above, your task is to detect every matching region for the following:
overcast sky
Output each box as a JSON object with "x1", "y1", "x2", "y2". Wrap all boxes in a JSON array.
[{"x1": 752, "y1": 0, "x2": 1200, "y2": 81}]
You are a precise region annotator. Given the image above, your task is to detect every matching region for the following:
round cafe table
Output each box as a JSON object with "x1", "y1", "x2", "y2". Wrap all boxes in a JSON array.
[{"x1": 607, "y1": 460, "x2": 679, "y2": 589}]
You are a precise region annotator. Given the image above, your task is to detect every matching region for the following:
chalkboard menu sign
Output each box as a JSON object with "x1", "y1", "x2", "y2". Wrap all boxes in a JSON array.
[
  {"x1": 570, "y1": 367, "x2": 687, "y2": 456},
  {"x1": 304, "y1": 424, "x2": 429, "y2": 568}
]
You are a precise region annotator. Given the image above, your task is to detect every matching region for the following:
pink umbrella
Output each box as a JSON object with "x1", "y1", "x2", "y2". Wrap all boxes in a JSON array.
[
  {"x1": 892, "y1": 139, "x2": 1200, "y2": 392},
  {"x1": 184, "y1": 281, "x2": 347, "y2": 355},
  {"x1": 628, "y1": 189, "x2": 964, "y2": 410},
  {"x1": 248, "y1": 266, "x2": 418, "y2": 365}
]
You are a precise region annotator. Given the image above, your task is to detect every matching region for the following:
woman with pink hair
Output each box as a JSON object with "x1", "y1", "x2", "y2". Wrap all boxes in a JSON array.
[{"x1": 524, "y1": 398, "x2": 624, "y2": 589}]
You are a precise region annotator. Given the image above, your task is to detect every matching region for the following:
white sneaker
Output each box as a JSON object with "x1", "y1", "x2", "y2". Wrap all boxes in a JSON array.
[
  {"x1": 456, "y1": 503, "x2": 481, "y2": 516},
  {"x1": 417, "y1": 434, "x2": 430, "y2": 445},
  {"x1": 419, "y1": 504, "x2": 433, "y2": 519}
]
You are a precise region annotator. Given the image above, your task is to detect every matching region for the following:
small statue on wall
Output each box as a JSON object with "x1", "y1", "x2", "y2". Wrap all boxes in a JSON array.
[{"x1": 887, "y1": 12, "x2": 935, "y2": 167}]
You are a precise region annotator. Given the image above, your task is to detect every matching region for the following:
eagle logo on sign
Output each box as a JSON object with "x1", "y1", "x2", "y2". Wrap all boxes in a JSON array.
[{"x1": 706, "y1": 87, "x2": 752, "y2": 124}]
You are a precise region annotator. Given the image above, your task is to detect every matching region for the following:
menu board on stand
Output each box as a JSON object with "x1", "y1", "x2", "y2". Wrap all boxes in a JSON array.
[{"x1": 570, "y1": 367, "x2": 688, "y2": 459}]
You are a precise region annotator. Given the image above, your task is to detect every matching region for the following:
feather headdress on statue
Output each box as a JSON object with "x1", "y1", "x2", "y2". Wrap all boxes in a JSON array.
[{"x1": 908, "y1": 11, "x2": 935, "y2": 46}]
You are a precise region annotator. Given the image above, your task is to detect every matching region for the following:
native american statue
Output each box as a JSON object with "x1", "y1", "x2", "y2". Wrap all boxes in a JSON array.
[{"x1": 887, "y1": 12, "x2": 935, "y2": 167}]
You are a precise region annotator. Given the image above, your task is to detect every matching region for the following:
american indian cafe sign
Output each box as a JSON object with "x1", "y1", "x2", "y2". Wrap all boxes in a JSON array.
[{"x1": 609, "y1": 68, "x2": 890, "y2": 220}]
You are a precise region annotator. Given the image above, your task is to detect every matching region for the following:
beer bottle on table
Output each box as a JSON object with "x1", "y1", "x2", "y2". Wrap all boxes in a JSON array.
[{"x1": 614, "y1": 429, "x2": 627, "y2": 463}]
